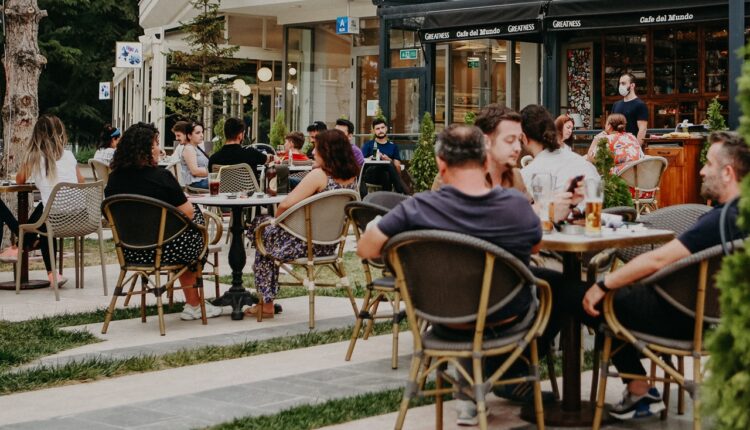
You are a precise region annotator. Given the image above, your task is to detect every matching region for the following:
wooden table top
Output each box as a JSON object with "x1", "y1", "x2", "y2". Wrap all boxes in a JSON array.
[
  {"x1": 540, "y1": 227, "x2": 675, "y2": 253},
  {"x1": 0, "y1": 183, "x2": 36, "y2": 193}
]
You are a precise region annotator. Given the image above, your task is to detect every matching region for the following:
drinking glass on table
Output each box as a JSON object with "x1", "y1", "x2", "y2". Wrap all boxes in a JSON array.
[
  {"x1": 531, "y1": 174, "x2": 556, "y2": 233},
  {"x1": 584, "y1": 177, "x2": 604, "y2": 236},
  {"x1": 208, "y1": 172, "x2": 220, "y2": 196}
]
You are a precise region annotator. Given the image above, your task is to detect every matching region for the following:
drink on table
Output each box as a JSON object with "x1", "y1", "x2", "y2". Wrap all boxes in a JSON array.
[
  {"x1": 209, "y1": 172, "x2": 220, "y2": 196},
  {"x1": 265, "y1": 164, "x2": 277, "y2": 196},
  {"x1": 531, "y1": 173, "x2": 556, "y2": 233},
  {"x1": 584, "y1": 178, "x2": 604, "y2": 236}
]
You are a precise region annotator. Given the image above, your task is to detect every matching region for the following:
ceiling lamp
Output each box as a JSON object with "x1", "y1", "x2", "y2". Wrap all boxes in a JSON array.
[
  {"x1": 239, "y1": 84, "x2": 251, "y2": 97},
  {"x1": 288, "y1": 67, "x2": 297, "y2": 76},
  {"x1": 232, "y1": 78, "x2": 246, "y2": 91},
  {"x1": 257, "y1": 67, "x2": 273, "y2": 82},
  {"x1": 177, "y1": 83, "x2": 191, "y2": 95}
]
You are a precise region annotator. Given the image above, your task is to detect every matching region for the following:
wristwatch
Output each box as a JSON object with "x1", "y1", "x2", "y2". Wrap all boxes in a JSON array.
[{"x1": 596, "y1": 280, "x2": 611, "y2": 293}]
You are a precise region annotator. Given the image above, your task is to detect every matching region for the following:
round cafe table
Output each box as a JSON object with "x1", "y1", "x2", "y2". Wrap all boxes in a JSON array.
[
  {"x1": 0, "y1": 183, "x2": 49, "y2": 290},
  {"x1": 189, "y1": 193, "x2": 284, "y2": 320}
]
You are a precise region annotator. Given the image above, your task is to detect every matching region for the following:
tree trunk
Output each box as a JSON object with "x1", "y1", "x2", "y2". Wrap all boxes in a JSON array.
[{"x1": 2, "y1": 0, "x2": 47, "y2": 178}]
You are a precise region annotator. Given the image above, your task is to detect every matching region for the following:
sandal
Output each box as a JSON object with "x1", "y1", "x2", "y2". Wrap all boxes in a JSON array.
[{"x1": 243, "y1": 304, "x2": 274, "y2": 319}]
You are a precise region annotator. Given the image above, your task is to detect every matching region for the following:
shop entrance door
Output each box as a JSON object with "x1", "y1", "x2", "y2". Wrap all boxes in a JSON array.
[
  {"x1": 352, "y1": 46, "x2": 379, "y2": 136},
  {"x1": 250, "y1": 86, "x2": 282, "y2": 145}
]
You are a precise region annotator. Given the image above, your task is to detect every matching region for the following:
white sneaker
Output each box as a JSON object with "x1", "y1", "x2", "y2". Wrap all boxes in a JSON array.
[
  {"x1": 455, "y1": 399, "x2": 478, "y2": 426},
  {"x1": 180, "y1": 302, "x2": 223, "y2": 320}
]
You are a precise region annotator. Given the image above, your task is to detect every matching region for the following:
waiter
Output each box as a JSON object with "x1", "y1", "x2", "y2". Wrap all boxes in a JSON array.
[{"x1": 613, "y1": 72, "x2": 648, "y2": 145}]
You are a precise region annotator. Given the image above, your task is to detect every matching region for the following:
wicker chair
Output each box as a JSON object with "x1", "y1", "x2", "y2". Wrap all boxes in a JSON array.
[
  {"x1": 344, "y1": 201, "x2": 402, "y2": 369},
  {"x1": 15, "y1": 182, "x2": 108, "y2": 301},
  {"x1": 617, "y1": 156, "x2": 668, "y2": 215},
  {"x1": 587, "y1": 203, "x2": 711, "y2": 407},
  {"x1": 254, "y1": 189, "x2": 359, "y2": 328},
  {"x1": 202, "y1": 211, "x2": 223, "y2": 298},
  {"x1": 217, "y1": 163, "x2": 260, "y2": 194},
  {"x1": 363, "y1": 191, "x2": 409, "y2": 209},
  {"x1": 101, "y1": 194, "x2": 209, "y2": 336},
  {"x1": 592, "y1": 240, "x2": 743, "y2": 430},
  {"x1": 88, "y1": 159, "x2": 111, "y2": 186},
  {"x1": 386, "y1": 230, "x2": 551, "y2": 430}
]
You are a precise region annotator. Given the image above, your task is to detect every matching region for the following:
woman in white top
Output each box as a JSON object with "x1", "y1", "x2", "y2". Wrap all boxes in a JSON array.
[
  {"x1": 180, "y1": 122, "x2": 209, "y2": 189},
  {"x1": 12, "y1": 115, "x2": 84, "y2": 285},
  {"x1": 93, "y1": 124, "x2": 121, "y2": 165}
]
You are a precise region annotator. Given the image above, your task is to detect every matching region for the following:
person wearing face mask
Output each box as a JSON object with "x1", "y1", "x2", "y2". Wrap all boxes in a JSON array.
[{"x1": 612, "y1": 73, "x2": 648, "y2": 145}]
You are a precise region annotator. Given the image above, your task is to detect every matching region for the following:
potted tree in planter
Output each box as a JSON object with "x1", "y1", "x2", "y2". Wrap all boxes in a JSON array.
[
  {"x1": 592, "y1": 138, "x2": 634, "y2": 208},
  {"x1": 410, "y1": 112, "x2": 437, "y2": 193}
]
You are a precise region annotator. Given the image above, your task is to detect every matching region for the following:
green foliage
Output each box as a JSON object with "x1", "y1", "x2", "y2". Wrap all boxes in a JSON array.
[
  {"x1": 73, "y1": 146, "x2": 96, "y2": 164},
  {"x1": 410, "y1": 112, "x2": 438, "y2": 193},
  {"x1": 29, "y1": 0, "x2": 140, "y2": 146},
  {"x1": 212, "y1": 116, "x2": 226, "y2": 153},
  {"x1": 701, "y1": 96, "x2": 729, "y2": 164},
  {"x1": 704, "y1": 44, "x2": 750, "y2": 430},
  {"x1": 592, "y1": 138, "x2": 634, "y2": 208},
  {"x1": 464, "y1": 111, "x2": 476, "y2": 125},
  {"x1": 163, "y1": 0, "x2": 240, "y2": 125},
  {"x1": 269, "y1": 111, "x2": 287, "y2": 148},
  {"x1": 373, "y1": 105, "x2": 386, "y2": 124}
]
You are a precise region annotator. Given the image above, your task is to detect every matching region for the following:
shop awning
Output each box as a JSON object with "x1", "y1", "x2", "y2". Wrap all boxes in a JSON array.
[
  {"x1": 418, "y1": 1, "x2": 545, "y2": 43},
  {"x1": 546, "y1": 0, "x2": 745, "y2": 31}
]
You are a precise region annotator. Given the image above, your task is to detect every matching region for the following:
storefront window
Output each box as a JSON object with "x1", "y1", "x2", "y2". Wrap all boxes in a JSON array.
[
  {"x1": 449, "y1": 39, "x2": 508, "y2": 123},
  {"x1": 705, "y1": 25, "x2": 729, "y2": 94},
  {"x1": 390, "y1": 78, "x2": 420, "y2": 134},
  {"x1": 435, "y1": 47, "x2": 447, "y2": 131},
  {"x1": 354, "y1": 18, "x2": 380, "y2": 47},
  {"x1": 389, "y1": 28, "x2": 424, "y2": 67},
  {"x1": 603, "y1": 33, "x2": 647, "y2": 97},
  {"x1": 357, "y1": 55, "x2": 379, "y2": 134}
]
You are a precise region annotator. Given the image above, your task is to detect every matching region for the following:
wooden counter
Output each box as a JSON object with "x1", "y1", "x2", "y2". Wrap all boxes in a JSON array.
[{"x1": 643, "y1": 137, "x2": 704, "y2": 208}]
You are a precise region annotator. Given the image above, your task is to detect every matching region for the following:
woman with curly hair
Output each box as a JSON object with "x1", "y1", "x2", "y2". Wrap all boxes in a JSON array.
[
  {"x1": 105, "y1": 122, "x2": 222, "y2": 321},
  {"x1": 246, "y1": 129, "x2": 359, "y2": 318},
  {"x1": 0, "y1": 115, "x2": 84, "y2": 287}
]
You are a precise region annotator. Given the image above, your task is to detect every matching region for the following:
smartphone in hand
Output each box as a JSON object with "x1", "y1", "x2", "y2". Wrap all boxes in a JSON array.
[{"x1": 567, "y1": 175, "x2": 585, "y2": 193}]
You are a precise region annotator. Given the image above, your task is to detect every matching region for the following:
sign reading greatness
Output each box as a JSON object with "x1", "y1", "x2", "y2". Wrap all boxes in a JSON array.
[{"x1": 420, "y1": 21, "x2": 537, "y2": 43}]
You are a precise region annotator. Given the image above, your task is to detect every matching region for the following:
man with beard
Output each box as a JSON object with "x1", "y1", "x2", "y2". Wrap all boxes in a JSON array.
[
  {"x1": 578, "y1": 131, "x2": 748, "y2": 420},
  {"x1": 360, "y1": 119, "x2": 407, "y2": 195}
]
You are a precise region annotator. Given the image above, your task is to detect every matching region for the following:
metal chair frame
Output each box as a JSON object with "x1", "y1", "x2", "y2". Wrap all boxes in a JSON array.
[
  {"x1": 617, "y1": 156, "x2": 668, "y2": 215},
  {"x1": 88, "y1": 159, "x2": 111, "y2": 186}
]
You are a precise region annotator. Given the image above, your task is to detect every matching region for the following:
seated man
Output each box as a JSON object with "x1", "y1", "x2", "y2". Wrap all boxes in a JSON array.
[
  {"x1": 579, "y1": 131, "x2": 748, "y2": 420},
  {"x1": 208, "y1": 117, "x2": 268, "y2": 181},
  {"x1": 358, "y1": 124, "x2": 543, "y2": 425},
  {"x1": 333, "y1": 118, "x2": 365, "y2": 167},
  {"x1": 358, "y1": 119, "x2": 407, "y2": 195}
]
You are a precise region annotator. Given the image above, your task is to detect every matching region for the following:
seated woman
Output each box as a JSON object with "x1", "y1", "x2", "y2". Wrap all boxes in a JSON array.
[
  {"x1": 555, "y1": 114, "x2": 574, "y2": 151},
  {"x1": 276, "y1": 132, "x2": 310, "y2": 164},
  {"x1": 94, "y1": 124, "x2": 121, "y2": 165},
  {"x1": 3, "y1": 115, "x2": 86, "y2": 285},
  {"x1": 586, "y1": 114, "x2": 650, "y2": 200},
  {"x1": 105, "y1": 122, "x2": 222, "y2": 321},
  {"x1": 247, "y1": 129, "x2": 359, "y2": 317},
  {"x1": 180, "y1": 122, "x2": 209, "y2": 189}
]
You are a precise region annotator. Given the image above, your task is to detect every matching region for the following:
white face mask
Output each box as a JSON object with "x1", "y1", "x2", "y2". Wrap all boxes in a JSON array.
[{"x1": 618, "y1": 85, "x2": 630, "y2": 97}]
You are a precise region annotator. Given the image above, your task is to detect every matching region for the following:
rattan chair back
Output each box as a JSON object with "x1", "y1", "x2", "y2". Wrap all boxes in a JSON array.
[
  {"x1": 217, "y1": 163, "x2": 259, "y2": 194},
  {"x1": 276, "y1": 189, "x2": 359, "y2": 245},
  {"x1": 88, "y1": 159, "x2": 110, "y2": 185},
  {"x1": 617, "y1": 203, "x2": 711, "y2": 262},
  {"x1": 385, "y1": 229, "x2": 534, "y2": 325},
  {"x1": 363, "y1": 191, "x2": 409, "y2": 209},
  {"x1": 617, "y1": 156, "x2": 668, "y2": 192},
  {"x1": 345, "y1": 201, "x2": 389, "y2": 267},
  {"x1": 102, "y1": 194, "x2": 206, "y2": 268}
]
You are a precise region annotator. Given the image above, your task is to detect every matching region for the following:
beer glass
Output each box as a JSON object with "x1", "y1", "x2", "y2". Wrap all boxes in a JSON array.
[
  {"x1": 531, "y1": 174, "x2": 556, "y2": 233},
  {"x1": 209, "y1": 172, "x2": 220, "y2": 196},
  {"x1": 584, "y1": 177, "x2": 604, "y2": 236}
]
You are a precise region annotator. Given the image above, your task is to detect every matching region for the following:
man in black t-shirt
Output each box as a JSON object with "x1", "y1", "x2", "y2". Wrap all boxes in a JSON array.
[
  {"x1": 612, "y1": 72, "x2": 648, "y2": 144},
  {"x1": 578, "y1": 131, "x2": 748, "y2": 420},
  {"x1": 208, "y1": 117, "x2": 268, "y2": 181}
]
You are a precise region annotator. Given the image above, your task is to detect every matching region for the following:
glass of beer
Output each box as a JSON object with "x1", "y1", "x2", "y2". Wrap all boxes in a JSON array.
[
  {"x1": 531, "y1": 174, "x2": 556, "y2": 233},
  {"x1": 584, "y1": 178, "x2": 604, "y2": 236},
  {"x1": 209, "y1": 173, "x2": 220, "y2": 196}
]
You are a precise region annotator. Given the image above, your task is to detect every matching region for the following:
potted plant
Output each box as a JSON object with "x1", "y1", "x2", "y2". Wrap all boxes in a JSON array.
[
  {"x1": 592, "y1": 138, "x2": 634, "y2": 208},
  {"x1": 410, "y1": 112, "x2": 437, "y2": 193}
]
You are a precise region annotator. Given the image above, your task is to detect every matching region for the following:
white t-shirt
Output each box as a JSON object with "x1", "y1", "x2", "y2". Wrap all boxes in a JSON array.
[
  {"x1": 520, "y1": 148, "x2": 600, "y2": 192},
  {"x1": 30, "y1": 150, "x2": 79, "y2": 205},
  {"x1": 93, "y1": 148, "x2": 115, "y2": 165}
]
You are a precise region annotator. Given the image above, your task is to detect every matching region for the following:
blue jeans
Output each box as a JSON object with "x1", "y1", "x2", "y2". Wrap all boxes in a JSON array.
[{"x1": 190, "y1": 179, "x2": 208, "y2": 189}]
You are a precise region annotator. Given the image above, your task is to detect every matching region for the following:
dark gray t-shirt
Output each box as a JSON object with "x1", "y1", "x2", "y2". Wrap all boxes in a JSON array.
[{"x1": 378, "y1": 185, "x2": 542, "y2": 264}]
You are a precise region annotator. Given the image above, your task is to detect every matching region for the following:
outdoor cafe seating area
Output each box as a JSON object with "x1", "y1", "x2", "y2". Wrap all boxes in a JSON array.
[{"x1": 0, "y1": 152, "x2": 725, "y2": 430}]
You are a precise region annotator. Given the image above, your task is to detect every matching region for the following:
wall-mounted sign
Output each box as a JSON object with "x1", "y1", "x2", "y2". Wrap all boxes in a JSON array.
[
  {"x1": 420, "y1": 21, "x2": 538, "y2": 43},
  {"x1": 467, "y1": 57, "x2": 480, "y2": 69},
  {"x1": 115, "y1": 42, "x2": 143, "y2": 68},
  {"x1": 547, "y1": 8, "x2": 722, "y2": 31},
  {"x1": 99, "y1": 82, "x2": 111, "y2": 100},
  {"x1": 366, "y1": 100, "x2": 379, "y2": 116},
  {"x1": 335, "y1": 16, "x2": 360, "y2": 34},
  {"x1": 399, "y1": 49, "x2": 418, "y2": 61}
]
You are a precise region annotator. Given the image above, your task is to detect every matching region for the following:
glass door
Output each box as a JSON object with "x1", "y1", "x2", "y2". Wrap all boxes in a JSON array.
[
  {"x1": 251, "y1": 87, "x2": 273, "y2": 144},
  {"x1": 389, "y1": 77, "x2": 421, "y2": 135},
  {"x1": 352, "y1": 46, "x2": 379, "y2": 135}
]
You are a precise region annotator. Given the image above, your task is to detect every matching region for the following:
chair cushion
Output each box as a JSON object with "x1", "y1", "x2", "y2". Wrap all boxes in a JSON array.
[
  {"x1": 630, "y1": 330, "x2": 699, "y2": 352},
  {"x1": 291, "y1": 255, "x2": 338, "y2": 264},
  {"x1": 371, "y1": 276, "x2": 395, "y2": 290},
  {"x1": 421, "y1": 321, "x2": 530, "y2": 351}
]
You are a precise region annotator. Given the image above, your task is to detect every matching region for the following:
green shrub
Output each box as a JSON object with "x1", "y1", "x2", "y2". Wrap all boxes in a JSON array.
[
  {"x1": 74, "y1": 146, "x2": 96, "y2": 164},
  {"x1": 592, "y1": 138, "x2": 634, "y2": 208},
  {"x1": 212, "y1": 116, "x2": 226, "y2": 154},
  {"x1": 410, "y1": 112, "x2": 437, "y2": 193},
  {"x1": 704, "y1": 45, "x2": 750, "y2": 430},
  {"x1": 464, "y1": 111, "x2": 476, "y2": 125},
  {"x1": 700, "y1": 96, "x2": 729, "y2": 164},
  {"x1": 269, "y1": 111, "x2": 287, "y2": 148}
]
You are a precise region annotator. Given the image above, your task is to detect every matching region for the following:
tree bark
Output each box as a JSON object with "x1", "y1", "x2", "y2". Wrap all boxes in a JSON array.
[{"x1": 2, "y1": 0, "x2": 47, "y2": 178}]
